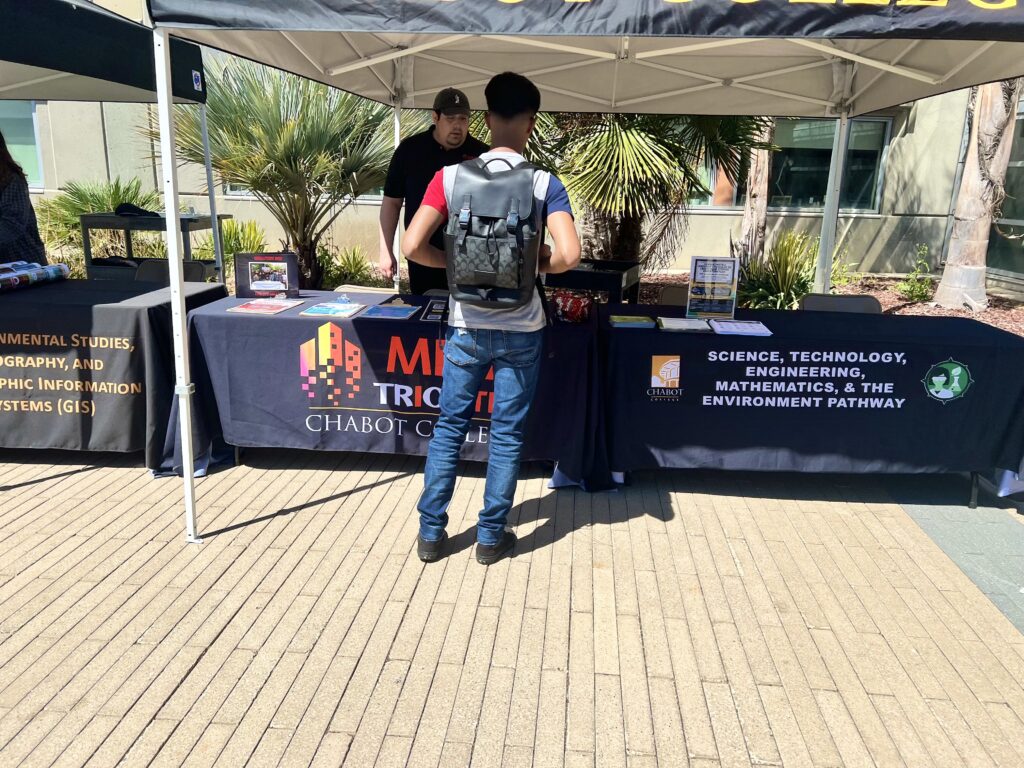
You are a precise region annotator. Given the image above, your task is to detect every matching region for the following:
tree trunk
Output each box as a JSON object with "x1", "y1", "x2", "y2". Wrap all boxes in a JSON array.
[
  {"x1": 935, "y1": 79, "x2": 1023, "y2": 310},
  {"x1": 732, "y1": 121, "x2": 775, "y2": 265},
  {"x1": 579, "y1": 208, "x2": 644, "y2": 263},
  {"x1": 296, "y1": 239, "x2": 323, "y2": 290}
]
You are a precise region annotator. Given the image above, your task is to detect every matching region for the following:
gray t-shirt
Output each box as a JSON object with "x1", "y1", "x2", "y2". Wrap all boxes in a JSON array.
[{"x1": 441, "y1": 151, "x2": 556, "y2": 332}]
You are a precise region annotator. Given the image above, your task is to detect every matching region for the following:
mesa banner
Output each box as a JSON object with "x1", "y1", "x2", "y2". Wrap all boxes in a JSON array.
[
  {"x1": 167, "y1": 293, "x2": 598, "y2": 481},
  {"x1": 605, "y1": 306, "x2": 1024, "y2": 474},
  {"x1": 150, "y1": 0, "x2": 1024, "y2": 41}
]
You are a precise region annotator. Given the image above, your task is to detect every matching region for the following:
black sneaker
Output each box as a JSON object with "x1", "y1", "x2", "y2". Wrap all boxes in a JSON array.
[
  {"x1": 417, "y1": 532, "x2": 447, "y2": 563},
  {"x1": 475, "y1": 531, "x2": 516, "y2": 565}
]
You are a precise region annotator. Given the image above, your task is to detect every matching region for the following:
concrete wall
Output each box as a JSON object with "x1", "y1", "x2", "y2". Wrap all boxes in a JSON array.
[{"x1": 675, "y1": 89, "x2": 969, "y2": 275}]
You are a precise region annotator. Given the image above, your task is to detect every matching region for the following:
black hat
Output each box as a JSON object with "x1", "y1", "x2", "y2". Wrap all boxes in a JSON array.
[{"x1": 432, "y1": 87, "x2": 471, "y2": 116}]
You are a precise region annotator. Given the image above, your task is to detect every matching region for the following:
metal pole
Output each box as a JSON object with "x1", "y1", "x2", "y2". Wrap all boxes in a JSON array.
[
  {"x1": 392, "y1": 102, "x2": 402, "y2": 292},
  {"x1": 815, "y1": 110, "x2": 851, "y2": 294},
  {"x1": 200, "y1": 105, "x2": 225, "y2": 283},
  {"x1": 154, "y1": 28, "x2": 201, "y2": 544}
]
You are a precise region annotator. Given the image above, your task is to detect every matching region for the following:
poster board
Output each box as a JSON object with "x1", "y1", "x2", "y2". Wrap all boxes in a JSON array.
[
  {"x1": 234, "y1": 252, "x2": 300, "y2": 298},
  {"x1": 686, "y1": 257, "x2": 738, "y2": 319}
]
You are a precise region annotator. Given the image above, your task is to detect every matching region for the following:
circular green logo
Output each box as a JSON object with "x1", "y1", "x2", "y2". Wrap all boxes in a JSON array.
[{"x1": 922, "y1": 359, "x2": 973, "y2": 403}]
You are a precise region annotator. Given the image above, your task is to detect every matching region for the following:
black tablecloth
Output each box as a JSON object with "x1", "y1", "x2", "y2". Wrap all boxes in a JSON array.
[
  {"x1": 602, "y1": 305, "x2": 1024, "y2": 475},
  {"x1": 163, "y1": 291, "x2": 603, "y2": 483},
  {"x1": 0, "y1": 279, "x2": 227, "y2": 467}
]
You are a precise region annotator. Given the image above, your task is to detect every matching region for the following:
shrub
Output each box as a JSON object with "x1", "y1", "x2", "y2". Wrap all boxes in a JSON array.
[
  {"x1": 895, "y1": 244, "x2": 934, "y2": 302},
  {"x1": 318, "y1": 244, "x2": 392, "y2": 289},
  {"x1": 36, "y1": 178, "x2": 165, "y2": 277},
  {"x1": 196, "y1": 220, "x2": 268, "y2": 287},
  {"x1": 738, "y1": 230, "x2": 816, "y2": 309},
  {"x1": 738, "y1": 230, "x2": 854, "y2": 309}
]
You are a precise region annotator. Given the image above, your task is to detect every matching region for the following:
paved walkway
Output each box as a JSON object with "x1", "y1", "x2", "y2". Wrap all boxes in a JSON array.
[{"x1": 0, "y1": 448, "x2": 1022, "y2": 767}]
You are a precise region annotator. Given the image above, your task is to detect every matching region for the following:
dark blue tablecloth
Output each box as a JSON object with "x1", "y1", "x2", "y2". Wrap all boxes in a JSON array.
[
  {"x1": 162, "y1": 291, "x2": 607, "y2": 486},
  {"x1": 601, "y1": 305, "x2": 1024, "y2": 476}
]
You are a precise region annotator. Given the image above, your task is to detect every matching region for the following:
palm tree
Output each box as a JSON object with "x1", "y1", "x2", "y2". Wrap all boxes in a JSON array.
[
  {"x1": 935, "y1": 79, "x2": 1023, "y2": 310},
  {"x1": 528, "y1": 114, "x2": 771, "y2": 269},
  {"x1": 731, "y1": 120, "x2": 776, "y2": 265},
  {"x1": 163, "y1": 61, "x2": 395, "y2": 289}
]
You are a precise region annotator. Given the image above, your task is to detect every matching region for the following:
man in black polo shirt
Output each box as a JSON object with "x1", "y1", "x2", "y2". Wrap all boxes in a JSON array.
[{"x1": 379, "y1": 88, "x2": 489, "y2": 294}]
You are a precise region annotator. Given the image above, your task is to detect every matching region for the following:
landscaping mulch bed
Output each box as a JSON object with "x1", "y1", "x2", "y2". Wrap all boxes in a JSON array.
[
  {"x1": 637, "y1": 273, "x2": 1024, "y2": 338},
  {"x1": 834, "y1": 276, "x2": 1024, "y2": 338}
]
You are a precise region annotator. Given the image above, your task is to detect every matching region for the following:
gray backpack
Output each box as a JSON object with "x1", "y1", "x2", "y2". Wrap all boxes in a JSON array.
[{"x1": 443, "y1": 158, "x2": 541, "y2": 309}]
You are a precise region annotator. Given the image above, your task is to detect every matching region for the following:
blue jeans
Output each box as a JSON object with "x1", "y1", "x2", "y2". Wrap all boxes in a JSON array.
[{"x1": 418, "y1": 326, "x2": 545, "y2": 546}]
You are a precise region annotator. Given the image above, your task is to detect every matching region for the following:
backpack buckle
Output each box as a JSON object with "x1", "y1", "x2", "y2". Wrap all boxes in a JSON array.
[
  {"x1": 506, "y1": 198, "x2": 520, "y2": 231},
  {"x1": 458, "y1": 195, "x2": 471, "y2": 229}
]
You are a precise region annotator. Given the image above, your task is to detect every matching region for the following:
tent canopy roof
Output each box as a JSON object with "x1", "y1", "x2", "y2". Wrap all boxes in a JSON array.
[
  {"x1": 1, "y1": 0, "x2": 206, "y2": 103},
  {"x1": 148, "y1": 0, "x2": 1024, "y2": 117}
]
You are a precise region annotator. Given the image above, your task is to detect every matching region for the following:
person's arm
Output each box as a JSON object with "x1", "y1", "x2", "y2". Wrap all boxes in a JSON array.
[
  {"x1": 401, "y1": 206, "x2": 447, "y2": 269},
  {"x1": 402, "y1": 170, "x2": 448, "y2": 268},
  {"x1": 538, "y1": 210, "x2": 581, "y2": 274},
  {"x1": 377, "y1": 195, "x2": 403, "y2": 279},
  {"x1": 378, "y1": 143, "x2": 407, "y2": 279}
]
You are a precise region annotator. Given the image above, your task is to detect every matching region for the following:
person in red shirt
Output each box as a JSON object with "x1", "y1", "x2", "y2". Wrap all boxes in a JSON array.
[{"x1": 403, "y1": 72, "x2": 581, "y2": 565}]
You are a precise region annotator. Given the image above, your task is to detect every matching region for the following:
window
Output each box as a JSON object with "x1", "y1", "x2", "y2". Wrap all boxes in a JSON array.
[
  {"x1": 767, "y1": 118, "x2": 889, "y2": 211},
  {"x1": 0, "y1": 101, "x2": 43, "y2": 189},
  {"x1": 987, "y1": 100, "x2": 1024, "y2": 277}
]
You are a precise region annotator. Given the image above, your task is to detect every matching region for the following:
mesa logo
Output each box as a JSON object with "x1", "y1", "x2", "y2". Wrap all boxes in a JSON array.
[
  {"x1": 299, "y1": 322, "x2": 362, "y2": 403},
  {"x1": 648, "y1": 355, "x2": 682, "y2": 401}
]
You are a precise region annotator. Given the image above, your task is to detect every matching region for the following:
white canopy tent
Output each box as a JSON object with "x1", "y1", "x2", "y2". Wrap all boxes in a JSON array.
[{"x1": 147, "y1": 0, "x2": 1024, "y2": 540}]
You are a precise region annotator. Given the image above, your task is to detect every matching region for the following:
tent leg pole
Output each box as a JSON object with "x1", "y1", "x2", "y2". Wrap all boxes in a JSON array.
[
  {"x1": 154, "y1": 28, "x2": 201, "y2": 544},
  {"x1": 815, "y1": 109, "x2": 850, "y2": 295},
  {"x1": 392, "y1": 103, "x2": 402, "y2": 293},
  {"x1": 200, "y1": 105, "x2": 224, "y2": 284}
]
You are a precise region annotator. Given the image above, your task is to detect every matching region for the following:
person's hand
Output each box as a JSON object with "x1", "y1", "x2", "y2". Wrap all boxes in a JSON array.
[{"x1": 379, "y1": 252, "x2": 397, "y2": 280}]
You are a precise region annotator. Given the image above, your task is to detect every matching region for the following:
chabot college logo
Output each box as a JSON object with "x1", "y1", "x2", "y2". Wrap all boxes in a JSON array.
[
  {"x1": 651, "y1": 355, "x2": 680, "y2": 388},
  {"x1": 300, "y1": 322, "x2": 363, "y2": 403},
  {"x1": 648, "y1": 355, "x2": 682, "y2": 401}
]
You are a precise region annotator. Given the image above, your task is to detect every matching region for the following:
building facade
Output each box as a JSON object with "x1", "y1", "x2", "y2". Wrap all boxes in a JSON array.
[{"x1": 4, "y1": 1, "x2": 1022, "y2": 286}]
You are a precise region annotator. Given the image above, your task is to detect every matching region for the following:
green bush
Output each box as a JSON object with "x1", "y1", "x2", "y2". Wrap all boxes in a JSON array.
[
  {"x1": 318, "y1": 244, "x2": 392, "y2": 289},
  {"x1": 738, "y1": 230, "x2": 816, "y2": 309},
  {"x1": 895, "y1": 244, "x2": 934, "y2": 302},
  {"x1": 738, "y1": 230, "x2": 853, "y2": 309},
  {"x1": 197, "y1": 220, "x2": 268, "y2": 287},
  {"x1": 36, "y1": 178, "x2": 166, "y2": 277}
]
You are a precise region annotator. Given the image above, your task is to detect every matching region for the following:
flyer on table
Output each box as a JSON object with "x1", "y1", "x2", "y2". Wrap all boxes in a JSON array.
[{"x1": 686, "y1": 257, "x2": 738, "y2": 320}]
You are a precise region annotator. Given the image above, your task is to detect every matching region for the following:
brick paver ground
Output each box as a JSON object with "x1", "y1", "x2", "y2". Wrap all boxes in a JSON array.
[{"x1": 1, "y1": 447, "x2": 1022, "y2": 767}]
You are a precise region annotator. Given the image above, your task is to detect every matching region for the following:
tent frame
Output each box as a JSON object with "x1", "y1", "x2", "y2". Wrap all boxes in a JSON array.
[{"x1": 151, "y1": 23, "x2": 1004, "y2": 541}]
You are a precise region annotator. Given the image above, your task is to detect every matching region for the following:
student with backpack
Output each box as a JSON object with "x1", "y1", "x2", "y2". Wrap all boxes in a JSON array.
[{"x1": 402, "y1": 72, "x2": 581, "y2": 565}]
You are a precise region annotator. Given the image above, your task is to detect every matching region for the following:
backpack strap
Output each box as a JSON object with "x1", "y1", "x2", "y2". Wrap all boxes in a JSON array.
[{"x1": 456, "y1": 193, "x2": 472, "y2": 252}]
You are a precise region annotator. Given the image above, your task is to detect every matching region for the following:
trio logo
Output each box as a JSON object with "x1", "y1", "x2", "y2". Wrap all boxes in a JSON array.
[{"x1": 299, "y1": 322, "x2": 362, "y2": 403}]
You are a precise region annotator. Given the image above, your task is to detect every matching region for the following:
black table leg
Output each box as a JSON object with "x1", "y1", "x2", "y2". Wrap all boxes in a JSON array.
[
  {"x1": 82, "y1": 226, "x2": 93, "y2": 275},
  {"x1": 969, "y1": 471, "x2": 979, "y2": 509}
]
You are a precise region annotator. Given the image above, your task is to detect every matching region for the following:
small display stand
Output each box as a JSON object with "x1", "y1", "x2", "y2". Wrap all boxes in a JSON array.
[{"x1": 545, "y1": 258, "x2": 641, "y2": 303}]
